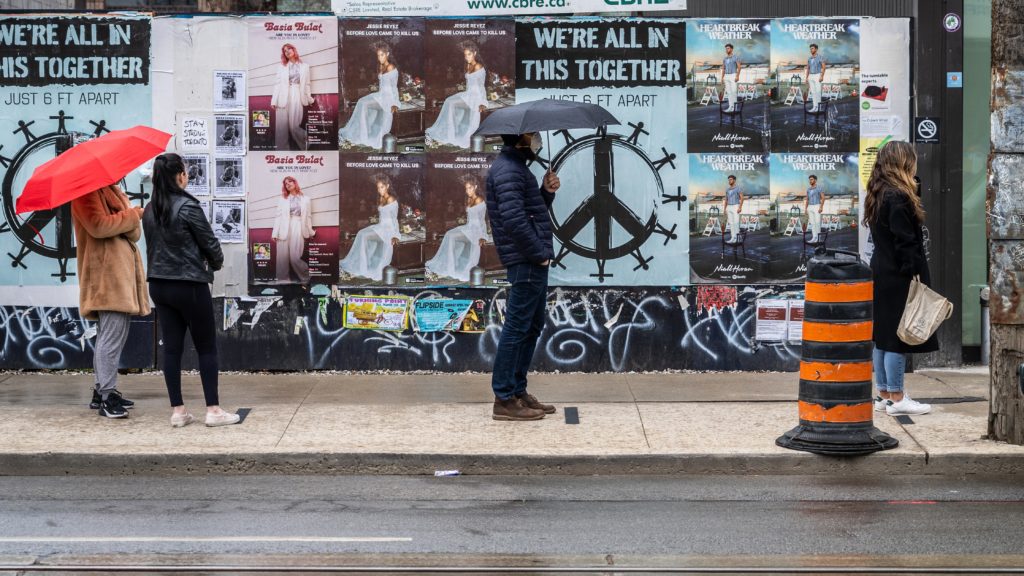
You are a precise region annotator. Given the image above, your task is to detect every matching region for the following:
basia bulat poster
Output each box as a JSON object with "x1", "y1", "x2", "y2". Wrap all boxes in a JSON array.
[
  {"x1": 424, "y1": 19, "x2": 515, "y2": 153},
  {"x1": 688, "y1": 153, "x2": 770, "y2": 283},
  {"x1": 770, "y1": 18, "x2": 860, "y2": 153},
  {"x1": 515, "y1": 18, "x2": 688, "y2": 286},
  {"x1": 686, "y1": 19, "x2": 770, "y2": 154},
  {"x1": 338, "y1": 153, "x2": 425, "y2": 287},
  {"x1": 424, "y1": 154, "x2": 505, "y2": 286},
  {"x1": 769, "y1": 152, "x2": 859, "y2": 282},
  {"x1": 338, "y1": 18, "x2": 425, "y2": 154},
  {"x1": 247, "y1": 17, "x2": 339, "y2": 151},
  {"x1": 248, "y1": 151, "x2": 339, "y2": 288}
]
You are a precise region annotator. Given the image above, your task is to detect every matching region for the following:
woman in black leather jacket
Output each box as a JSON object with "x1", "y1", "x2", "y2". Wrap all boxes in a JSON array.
[{"x1": 142, "y1": 153, "x2": 238, "y2": 428}]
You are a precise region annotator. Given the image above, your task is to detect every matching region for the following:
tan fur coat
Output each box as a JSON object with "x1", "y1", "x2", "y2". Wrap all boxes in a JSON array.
[{"x1": 71, "y1": 185, "x2": 151, "y2": 320}]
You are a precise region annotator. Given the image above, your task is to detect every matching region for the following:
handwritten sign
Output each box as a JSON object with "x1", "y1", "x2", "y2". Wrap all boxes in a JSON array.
[{"x1": 180, "y1": 116, "x2": 209, "y2": 151}]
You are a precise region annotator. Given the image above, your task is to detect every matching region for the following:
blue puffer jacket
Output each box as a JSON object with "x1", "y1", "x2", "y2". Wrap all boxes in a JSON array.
[{"x1": 485, "y1": 146, "x2": 555, "y2": 267}]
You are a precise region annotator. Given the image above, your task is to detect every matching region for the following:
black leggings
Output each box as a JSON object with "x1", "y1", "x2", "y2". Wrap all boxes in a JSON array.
[{"x1": 149, "y1": 279, "x2": 219, "y2": 407}]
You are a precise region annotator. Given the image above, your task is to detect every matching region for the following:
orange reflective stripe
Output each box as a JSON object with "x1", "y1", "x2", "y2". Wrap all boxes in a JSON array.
[
  {"x1": 802, "y1": 321, "x2": 872, "y2": 343},
  {"x1": 805, "y1": 281, "x2": 873, "y2": 303},
  {"x1": 800, "y1": 361, "x2": 873, "y2": 382},
  {"x1": 799, "y1": 400, "x2": 872, "y2": 423}
]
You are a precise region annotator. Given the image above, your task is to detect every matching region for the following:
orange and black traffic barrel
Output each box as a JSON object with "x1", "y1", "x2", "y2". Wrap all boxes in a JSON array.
[{"x1": 776, "y1": 249, "x2": 898, "y2": 456}]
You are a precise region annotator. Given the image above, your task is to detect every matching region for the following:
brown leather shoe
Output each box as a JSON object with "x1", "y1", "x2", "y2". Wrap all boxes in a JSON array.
[
  {"x1": 518, "y1": 393, "x2": 556, "y2": 414},
  {"x1": 492, "y1": 396, "x2": 545, "y2": 421}
]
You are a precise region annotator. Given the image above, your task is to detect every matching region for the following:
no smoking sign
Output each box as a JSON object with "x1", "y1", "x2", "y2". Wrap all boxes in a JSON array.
[{"x1": 915, "y1": 117, "x2": 940, "y2": 144}]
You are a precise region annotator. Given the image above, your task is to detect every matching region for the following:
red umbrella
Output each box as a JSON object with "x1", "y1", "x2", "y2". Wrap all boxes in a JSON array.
[{"x1": 15, "y1": 125, "x2": 172, "y2": 214}]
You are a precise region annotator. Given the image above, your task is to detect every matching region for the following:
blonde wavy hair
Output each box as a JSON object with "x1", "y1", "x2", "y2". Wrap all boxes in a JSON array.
[{"x1": 863, "y1": 140, "x2": 925, "y2": 226}]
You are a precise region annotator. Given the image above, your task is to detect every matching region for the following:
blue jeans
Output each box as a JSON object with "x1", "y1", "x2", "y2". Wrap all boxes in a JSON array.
[
  {"x1": 491, "y1": 262, "x2": 549, "y2": 400},
  {"x1": 873, "y1": 348, "x2": 906, "y2": 394}
]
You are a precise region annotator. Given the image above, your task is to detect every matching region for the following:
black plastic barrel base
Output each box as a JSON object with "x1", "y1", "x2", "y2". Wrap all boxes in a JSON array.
[{"x1": 776, "y1": 425, "x2": 899, "y2": 456}]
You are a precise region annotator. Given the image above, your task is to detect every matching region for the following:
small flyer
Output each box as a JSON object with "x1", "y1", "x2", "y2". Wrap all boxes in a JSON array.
[
  {"x1": 343, "y1": 296, "x2": 410, "y2": 331},
  {"x1": 214, "y1": 115, "x2": 246, "y2": 156},
  {"x1": 458, "y1": 300, "x2": 488, "y2": 333},
  {"x1": 214, "y1": 157, "x2": 245, "y2": 197},
  {"x1": 755, "y1": 299, "x2": 789, "y2": 342},
  {"x1": 788, "y1": 300, "x2": 805, "y2": 343},
  {"x1": 212, "y1": 200, "x2": 245, "y2": 244},
  {"x1": 214, "y1": 70, "x2": 246, "y2": 111},
  {"x1": 860, "y1": 72, "x2": 891, "y2": 112},
  {"x1": 199, "y1": 199, "x2": 212, "y2": 222},
  {"x1": 183, "y1": 154, "x2": 211, "y2": 196},
  {"x1": 179, "y1": 116, "x2": 210, "y2": 151},
  {"x1": 414, "y1": 299, "x2": 474, "y2": 332}
]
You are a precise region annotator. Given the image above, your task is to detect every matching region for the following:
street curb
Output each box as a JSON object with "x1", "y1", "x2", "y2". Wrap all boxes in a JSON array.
[{"x1": 2, "y1": 451, "x2": 1023, "y2": 476}]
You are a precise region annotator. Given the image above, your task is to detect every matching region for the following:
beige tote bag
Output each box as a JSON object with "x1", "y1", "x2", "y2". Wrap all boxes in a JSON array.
[{"x1": 897, "y1": 275, "x2": 953, "y2": 345}]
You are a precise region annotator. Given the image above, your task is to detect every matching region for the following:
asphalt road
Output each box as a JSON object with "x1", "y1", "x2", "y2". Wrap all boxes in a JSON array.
[{"x1": 1, "y1": 474, "x2": 1023, "y2": 573}]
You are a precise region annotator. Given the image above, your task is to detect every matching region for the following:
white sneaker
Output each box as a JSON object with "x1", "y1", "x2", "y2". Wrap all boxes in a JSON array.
[
  {"x1": 205, "y1": 411, "x2": 241, "y2": 427},
  {"x1": 874, "y1": 397, "x2": 889, "y2": 412},
  {"x1": 170, "y1": 412, "x2": 195, "y2": 428},
  {"x1": 886, "y1": 396, "x2": 932, "y2": 416}
]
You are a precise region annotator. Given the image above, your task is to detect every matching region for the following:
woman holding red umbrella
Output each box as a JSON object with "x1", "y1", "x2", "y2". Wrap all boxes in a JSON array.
[
  {"x1": 72, "y1": 183, "x2": 149, "y2": 419},
  {"x1": 16, "y1": 126, "x2": 173, "y2": 419}
]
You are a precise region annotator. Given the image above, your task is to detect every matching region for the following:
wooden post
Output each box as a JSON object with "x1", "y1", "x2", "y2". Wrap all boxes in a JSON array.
[{"x1": 988, "y1": 0, "x2": 1024, "y2": 444}]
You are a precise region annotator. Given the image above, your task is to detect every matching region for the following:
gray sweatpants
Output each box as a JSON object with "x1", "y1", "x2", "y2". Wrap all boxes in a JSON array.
[{"x1": 94, "y1": 311, "x2": 130, "y2": 399}]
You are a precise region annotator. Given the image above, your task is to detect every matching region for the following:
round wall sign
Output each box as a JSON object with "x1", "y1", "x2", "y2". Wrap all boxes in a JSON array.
[{"x1": 943, "y1": 13, "x2": 962, "y2": 33}]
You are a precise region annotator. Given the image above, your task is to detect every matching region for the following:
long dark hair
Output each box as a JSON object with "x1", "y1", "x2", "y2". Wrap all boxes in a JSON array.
[
  {"x1": 864, "y1": 141, "x2": 924, "y2": 226},
  {"x1": 152, "y1": 153, "x2": 186, "y2": 226}
]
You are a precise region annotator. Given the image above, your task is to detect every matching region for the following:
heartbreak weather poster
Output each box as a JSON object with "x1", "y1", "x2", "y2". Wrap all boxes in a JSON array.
[
  {"x1": 686, "y1": 19, "x2": 770, "y2": 155},
  {"x1": 515, "y1": 17, "x2": 688, "y2": 286},
  {"x1": 688, "y1": 154, "x2": 770, "y2": 283},
  {"x1": 770, "y1": 18, "x2": 860, "y2": 153}
]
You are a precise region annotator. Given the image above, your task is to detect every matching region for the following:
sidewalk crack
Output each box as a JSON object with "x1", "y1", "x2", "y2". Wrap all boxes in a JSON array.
[
  {"x1": 627, "y1": 378, "x2": 652, "y2": 450},
  {"x1": 894, "y1": 417, "x2": 930, "y2": 464},
  {"x1": 275, "y1": 381, "x2": 317, "y2": 448}
]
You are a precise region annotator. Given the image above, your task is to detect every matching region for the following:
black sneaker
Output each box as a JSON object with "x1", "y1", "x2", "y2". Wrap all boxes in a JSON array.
[
  {"x1": 98, "y1": 397, "x2": 129, "y2": 419},
  {"x1": 90, "y1": 389, "x2": 134, "y2": 410}
]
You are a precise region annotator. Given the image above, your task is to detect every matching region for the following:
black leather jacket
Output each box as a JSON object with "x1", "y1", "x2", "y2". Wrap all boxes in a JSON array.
[{"x1": 142, "y1": 192, "x2": 223, "y2": 283}]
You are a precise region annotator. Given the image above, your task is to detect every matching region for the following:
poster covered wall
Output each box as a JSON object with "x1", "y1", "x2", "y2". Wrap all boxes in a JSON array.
[
  {"x1": 857, "y1": 18, "x2": 912, "y2": 262},
  {"x1": 247, "y1": 17, "x2": 339, "y2": 151},
  {"x1": 338, "y1": 18, "x2": 425, "y2": 154},
  {"x1": 248, "y1": 152, "x2": 339, "y2": 286},
  {"x1": 0, "y1": 15, "x2": 152, "y2": 304},
  {"x1": 516, "y1": 17, "x2": 689, "y2": 286}
]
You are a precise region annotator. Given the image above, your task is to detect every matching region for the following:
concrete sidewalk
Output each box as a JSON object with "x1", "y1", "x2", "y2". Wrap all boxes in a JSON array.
[{"x1": 1, "y1": 368, "x2": 1021, "y2": 476}]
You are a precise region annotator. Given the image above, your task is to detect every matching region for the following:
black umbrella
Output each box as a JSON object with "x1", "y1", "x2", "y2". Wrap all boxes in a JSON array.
[{"x1": 474, "y1": 98, "x2": 619, "y2": 136}]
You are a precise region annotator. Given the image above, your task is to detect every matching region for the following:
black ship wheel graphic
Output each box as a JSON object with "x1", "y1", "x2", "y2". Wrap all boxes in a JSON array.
[
  {"x1": 0, "y1": 111, "x2": 149, "y2": 282},
  {"x1": 536, "y1": 123, "x2": 686, "y2": 283}
]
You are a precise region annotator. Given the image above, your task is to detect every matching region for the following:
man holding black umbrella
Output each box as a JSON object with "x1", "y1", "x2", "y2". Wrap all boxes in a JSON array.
[
  {"x1": 485, "y1": 132, "x2": 560, "y2": 421},
  {"x1": 474, "y1": 99, "x2": 617, "y2": 421}
]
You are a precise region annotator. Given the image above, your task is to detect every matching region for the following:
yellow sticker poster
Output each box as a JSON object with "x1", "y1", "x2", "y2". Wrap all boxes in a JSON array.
[
  {"x1": 859, "y1": 137, "x2": 890, "y2": 189},
  {"x1": 343, "y1": 296, "x2": 410, "y2": 331}
]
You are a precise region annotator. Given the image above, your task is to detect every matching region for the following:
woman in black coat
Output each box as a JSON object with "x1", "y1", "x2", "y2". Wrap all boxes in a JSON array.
[{"x1": 864, "y1": 141, "x2": 938, "y2": 417}]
